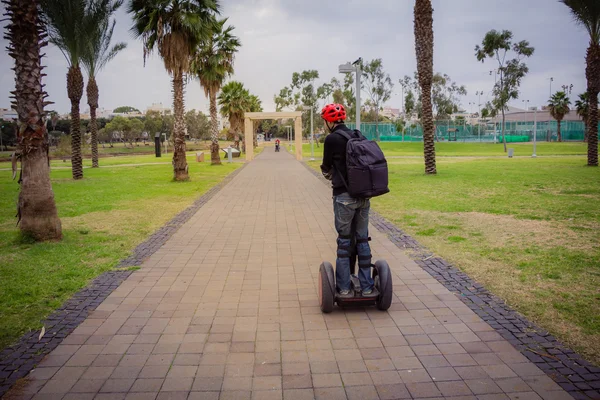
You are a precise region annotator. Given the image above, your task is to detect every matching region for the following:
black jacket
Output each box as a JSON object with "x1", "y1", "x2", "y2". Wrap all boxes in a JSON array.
[{"x1": 320, "y1": 124, "x2": 356, "y2": 196}]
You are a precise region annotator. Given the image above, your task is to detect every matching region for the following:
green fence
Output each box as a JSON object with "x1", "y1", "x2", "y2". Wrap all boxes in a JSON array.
[{"x1": 346, "y1": 121, "x2": 600, "y2": 142}]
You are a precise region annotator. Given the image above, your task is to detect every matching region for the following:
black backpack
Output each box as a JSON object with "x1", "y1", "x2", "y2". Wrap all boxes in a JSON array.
[{"x1": 334, "y1": 129, "x2": 389, "y2": 198}]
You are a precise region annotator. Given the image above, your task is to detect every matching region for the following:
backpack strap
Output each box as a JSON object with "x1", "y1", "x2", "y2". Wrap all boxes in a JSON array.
[
  {"x1": 334, "y1": 129, "x2": 354, "y2": 141},
  {"x1": 331, "y1": 128, "x2": 354, "y2": 193}
]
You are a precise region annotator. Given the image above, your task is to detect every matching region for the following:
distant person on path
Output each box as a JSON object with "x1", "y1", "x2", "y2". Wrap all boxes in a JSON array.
[{"x1": 319, "y1": 103, "x2": 377, "y2": 298}]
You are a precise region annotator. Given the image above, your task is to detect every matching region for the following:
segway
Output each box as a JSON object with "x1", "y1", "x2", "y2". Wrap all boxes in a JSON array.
[
  {"x1": 275, "y1": 143, "x2": 280, "y2": 152},
  {"x1": 319, "y1": 229, "x2": 393, "y2": 313}
]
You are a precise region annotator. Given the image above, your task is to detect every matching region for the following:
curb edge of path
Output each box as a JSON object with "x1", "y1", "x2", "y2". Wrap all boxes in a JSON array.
[
  {"x1": 300, "y1": 160, "x2": 599, "y2": 400},
  {"x1": 0, "y1": 162, "x2": 248, "y2": 399}
]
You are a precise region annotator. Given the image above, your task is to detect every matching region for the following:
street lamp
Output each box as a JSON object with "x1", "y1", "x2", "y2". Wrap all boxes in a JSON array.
[
  {"x1": 339, "y1": 57, "x2": 362, "y2": 130},
  {"x1": 302, "y1": 106, "x2": 314, "y2": 161},
  {"x1": 476, "y1": 91, "x2": 483, "y2": 142},
  {"x1": 523, "y1": 100, "x2": 537, "y2": 158},
  {"x1": 549, "y1": 77, "x2": 554, "y2": 97}
]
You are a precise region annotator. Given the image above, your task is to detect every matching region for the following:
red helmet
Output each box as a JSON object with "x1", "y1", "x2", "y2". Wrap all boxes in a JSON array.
[{"x1": 321, "y1": 103, "x2": 347, "y2": 123}]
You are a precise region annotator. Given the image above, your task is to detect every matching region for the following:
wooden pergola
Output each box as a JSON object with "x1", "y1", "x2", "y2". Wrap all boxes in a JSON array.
[{"x1": 244, "y1": 111, "x2": 303, "y2": 161}]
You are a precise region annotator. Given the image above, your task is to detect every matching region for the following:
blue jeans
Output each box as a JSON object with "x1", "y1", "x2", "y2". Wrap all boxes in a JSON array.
[{"x1": 333, "y1": 192, "x2": 374, "y2": 292}]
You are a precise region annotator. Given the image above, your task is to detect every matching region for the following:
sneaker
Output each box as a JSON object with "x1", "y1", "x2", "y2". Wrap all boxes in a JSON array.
[
  {"x1": 338, "y1": 289, "x2": 354, "y2": 299},
  {"x1": 361, "y1": 287, "x2": 379, "y2": 298}
]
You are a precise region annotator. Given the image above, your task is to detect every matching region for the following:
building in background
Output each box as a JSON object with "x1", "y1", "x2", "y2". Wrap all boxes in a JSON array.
[
  {"x1": 381, "y1": 106, "x2": 400, "y2": 120},
  {"x1": 146, "y1": 102, "x2": 171, "y2": 115},
  {"x1": 0, "y1": 108, "x2": 17, "y2": 120}
]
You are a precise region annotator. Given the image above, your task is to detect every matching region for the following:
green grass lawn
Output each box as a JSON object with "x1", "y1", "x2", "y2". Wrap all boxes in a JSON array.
[
  {"x1": 309, "y1": 154, "x2": 600, "y2": 363},
  {"x1": 0, "y1": 158, "x2": 240, "y2": 349},
  {"x1": 0, "y1": 140, "x2": 239, "y2": 159},
  {"x1": 299, "y1": 141, "x2": 592, "y2": 158}
]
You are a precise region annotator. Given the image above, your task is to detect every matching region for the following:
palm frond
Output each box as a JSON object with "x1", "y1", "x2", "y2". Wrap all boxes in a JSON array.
[
  {"x1": 561, "y1": 0, "x2": 600, "y2": 44},
  {"x1": 81, "y1": 2, "x2": 127, "y2": 77},
  {"x1": 41, "y1": 0, "x2": 87, "y2": 66},
  {"x1": 192, "y1": 17, "x2": 240, "y2": 97},
  {"x1": 128, "y1": 0, "x2": 220, "y2": 72}
]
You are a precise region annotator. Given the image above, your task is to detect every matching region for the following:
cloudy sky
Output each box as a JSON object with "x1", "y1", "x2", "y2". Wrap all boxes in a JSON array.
[{"x1": 0, "y1": 0, "x2": 590, "y2": 116}]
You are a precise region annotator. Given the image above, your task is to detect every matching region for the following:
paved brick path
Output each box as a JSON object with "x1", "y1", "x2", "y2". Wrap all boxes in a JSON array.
[{"x1": 12, "y1": 150, "x2": 572, "y2": 400}]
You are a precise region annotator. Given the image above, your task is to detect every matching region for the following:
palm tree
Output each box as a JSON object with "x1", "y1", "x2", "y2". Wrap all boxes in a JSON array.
[
  {"x1": 41, "y1": 0, "x2": 98, "y2": 180},
  {"x1": 248, "y1": 94, "x2": 263, "y2": 148},
  {"x1": 575, "y1": 92, "x2": 590, "y2": 141},
  {"x1": 129, "y1": 0, "x2": 220, "y2": 178},
  {"x1": 193, "y1": 18, "x2": 240, "y2": 165},
  {"x1": 548, "y1": 91, "x2": 571, "y2": 142},
  {"x1": 414, "y1": 0, "x2": 436, "y2": 174},
  {"x1": 4, "y1": 0, "x2": 62, "y2": 240},
  {"x1": 81, "y1": 0, "x2": 126, "y2": 168},
  {"x1": 561, "y1": 0, "x2": 600, "y2": 166},
  {"x1": 218, "y1": 81, "x2": 249, "y2": 150}
]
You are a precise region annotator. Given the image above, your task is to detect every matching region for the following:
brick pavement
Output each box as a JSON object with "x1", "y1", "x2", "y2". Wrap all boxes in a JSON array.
[{"x1": 6, "y1": 149, "x2": 572, "y2": 400}]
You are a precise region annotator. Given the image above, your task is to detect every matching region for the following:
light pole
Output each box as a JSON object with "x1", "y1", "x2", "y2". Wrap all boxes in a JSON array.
[
  {"x1": 523, "y1": 100, "x2": 537, "y2": 158},
  {"x1": 549, "y1": 77, "x2": 554, "y2": 98},
  {"x1": 476, "y1": 91, "x2": 483, "y2": 142},
  {"x1": 339, "y1": 58, "x2": 362, "y2": 130},
  {"x1": 303, "y1": 106, "x2": 314, "y2": 161}
]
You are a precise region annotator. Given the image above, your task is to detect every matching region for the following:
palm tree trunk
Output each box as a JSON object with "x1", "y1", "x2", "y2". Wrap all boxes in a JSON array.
[
  {"x1": 87, "y1": 75, "x2": 99, "y2": 168},
  {"x1": 232, "y1": 115, "x2": 240, "y2": 149},
  {"x1": 414, "y1": 0, "x2": 436, "y2": 174},
  {"x1": 209, "y1": 90, "x2": 221, "y2": 165},
  {"x1": 421, "y1": 84, "x2": 436, "y2": 174},
  {"x1": 587, "y1": 90, "x2": 598, "y2": 166},
  {"x1": 67, "y1": 65, "x2": 84, "y2": 179},
  {"x1": 5, "y1": 0, "x2": 62, "y2": 240},
  {"x1": 557, "y1": 119, "x2": 562, "y2": 142},
  {"x1": 172, "y1": 70, "x2": 189, "y2": 180},
  {"x1": 253, "y1": 120, "x2": 258, "y2": 148},
  {"x1": 586, "y1": 43, "x2": 600, "y2": 167}
]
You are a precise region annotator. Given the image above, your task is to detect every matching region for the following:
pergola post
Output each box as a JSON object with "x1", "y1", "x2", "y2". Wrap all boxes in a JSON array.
[
  {"x1": 294, "y1": 117, "x2": 302, "y2": 161},
  {"x1": 244, "y1": 117, "x2": 253, "y2": 162}
]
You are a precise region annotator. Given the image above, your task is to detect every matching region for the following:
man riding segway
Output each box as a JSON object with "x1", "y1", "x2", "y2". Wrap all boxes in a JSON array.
[{"x1": 318, "y1": 103, "x2": 393, "y2": 312}]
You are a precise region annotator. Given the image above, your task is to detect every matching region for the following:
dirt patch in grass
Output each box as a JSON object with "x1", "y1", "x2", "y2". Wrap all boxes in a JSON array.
[
  {"x1": 401, "y1": 209, "x2": 600, "y2": 364},
  {"x1": 410, "y1": 210, "x2": 597, "y2": 252},
  {"x1": 62, "y1": 197, "x2": 193, "y2": 238}
]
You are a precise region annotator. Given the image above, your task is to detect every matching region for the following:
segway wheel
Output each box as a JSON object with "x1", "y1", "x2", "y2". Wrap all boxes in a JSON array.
[
  {"x1": 373, "y1": 260, "x2": 393, "y2": 311},
  {"x1": 319, "y1": 262, "x2": 335, "y2": 313}
]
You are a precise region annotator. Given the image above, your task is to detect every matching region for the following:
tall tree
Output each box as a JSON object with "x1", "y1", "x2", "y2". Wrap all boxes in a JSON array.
[
  {"x1": 129, "y1": 0, "x2": 220, "y2": 179},
  {"x1": 248, "y1": 94, "x2": 263, "y2": 148},
  {"x1": 218, "y1": 82, "x2": 261, "y2": 149},
  {"x1": 561, "y1": 0, "x2": 600, "y2": 166},
  {"x1": 192, "y1": 18, "x2": 240, "y2": 165},
  {"x1": 81, "y1": 0, "x2": 126, "y2": 168},
  {"x1": 548, "y1": 91, "x2": 571, "y2": 142},
  {"x1": 4, "y1": 0, "x2": 62, "y2": 240},
  {"x1": 575, "y1": 92, "x2": 591, "y2": 142},
  {"x1": 185, "y1": 109, "x2": 210, "y2": 140},
  {"x1": 218, "y1": 81, "x2": 248, "y2": 149},
  {"x1": 144, "y1": 110, "x2": 165, "y2": 142},
  {"x1": 401, "y1": 72, "x2": 467, "y2": 120},
  {"x1": 41, "y1": 0, "x2": 100, "y2": 180},
  {"x1": 475, "y1": 30, "x2": 535, "y2": 152},
  {"x1": 362, "y1": 58, "x2": 394, "y2": 141},
  {"x1": 276, "y1": 70, "x2": 320, "y2": 136},
  {"x1": 414, "y1": 0, "x2": 436, "y2": 174}
]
